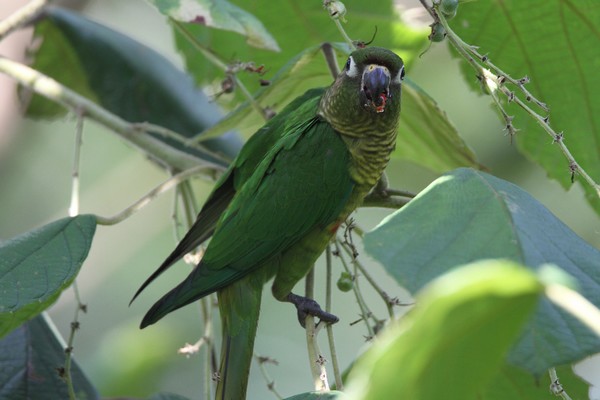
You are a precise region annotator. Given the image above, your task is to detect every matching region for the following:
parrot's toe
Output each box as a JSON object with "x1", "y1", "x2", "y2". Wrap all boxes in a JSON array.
[{"x1": 286, "y1": 293, "x2": 339, "y2": 328}]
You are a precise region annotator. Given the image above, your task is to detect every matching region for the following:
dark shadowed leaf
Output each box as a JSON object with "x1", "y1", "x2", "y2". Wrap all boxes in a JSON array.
[
  {"x1": 345, "y1": 261, "x2": 542, "y2": 400},
  {"x1": 0, "y1": 215, "x2": 96, "y2": 338},
  {"x1": 449, "y1": 0, "x2": 600, "y2": 213},
  {"x1": 364, "y1": 168, "x2": 600, "y2": 374},
  {"x1": 29, "y1": 7, "x2": 242, "y2": 165},
  {"x1": 0, "y1": 314, "x2": 98, "y2": 399}
]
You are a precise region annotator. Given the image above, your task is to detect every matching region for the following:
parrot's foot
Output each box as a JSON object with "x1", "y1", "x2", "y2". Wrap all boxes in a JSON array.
[{"x1": 286, "y1": 293, "x2": 339, "y2": 328}]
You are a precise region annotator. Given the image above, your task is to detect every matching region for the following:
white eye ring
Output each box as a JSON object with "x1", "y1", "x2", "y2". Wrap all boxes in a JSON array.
[
  {"x1": 393, "y1": 65, "x2": 405, "y2": 84},
  {"x1": 345, "y1": 56, "x2": 359, "y2": 78}
]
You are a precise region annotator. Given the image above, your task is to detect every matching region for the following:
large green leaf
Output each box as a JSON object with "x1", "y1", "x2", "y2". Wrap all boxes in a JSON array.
[
  {"x1": 0, "y1": 314, "x2": 98, "y2": 399},
  {"x1": 363, "y1": 168, "x2": 600, "y2": 374},
  {"x1": 174, "y1": 0, "x2": 427, "y2": 92},
  {"x1": 29, "y1": 7, "x2": 242, "y2": 165},
  {"x1": 449, "y1": 0, "x2": 600, "y2": 213},
  {"x1": 147, "y1": 0, "x2": 279, "y2": 51},
  {"x1": 397, "y1": 81, "x2": 480, "y2": 171},
  {"x1": 345, "y1": 260, "x2": 542, "y2": 400},
  {"x1": 0, "y1": 215, "x2": 96, "y2": 338}
]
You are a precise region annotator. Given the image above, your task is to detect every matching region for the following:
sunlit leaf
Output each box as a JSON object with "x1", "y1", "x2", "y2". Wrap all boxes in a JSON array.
[
  {"x1": 345, "y1": 260, "x2": 542, "y2": 400},
  {"x1": 174, "y1": 0, "x2": 427, "y2": 91},
  {"x1": 148, "y1": 0, "x2": 279, "y2": 51}
]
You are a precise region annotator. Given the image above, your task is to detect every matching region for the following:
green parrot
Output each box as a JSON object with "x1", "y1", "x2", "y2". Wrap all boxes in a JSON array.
[{"x1": 132, "y1": 46, "x2": 404, "y2": 399}]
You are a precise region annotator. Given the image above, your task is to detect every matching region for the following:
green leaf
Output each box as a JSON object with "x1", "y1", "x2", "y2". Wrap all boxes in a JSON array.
[
  {"x1": 450, "y1": 0, "x2": 600, "y2": 214},
  {"x1": 345, "y1": 260, "x2": 542, "y2": 400},
  {"x1": 481, "y1": 364, "x2": 589, "y2": 400},
  {"x1": 197, "y1": 44, "x2": 479, "y2": 172},
  {"x1": 0, "y1": 215, "x2": 96, "y2": 338},
  {"x1": 0, "y1": 314, "x2": 98, "y2": 399},
  {"x1": 397, "y1": 80, "x2": 480, "y2": 171},
  {"x1": 148, "y1": 0, "x2": 279, "y2": 51},
  {"x1": 363, "y1": 168, "x2": 600, "y2": 374},
  {"x1": 29, "y1": 7, "x2": 242, "y2": 165},
  {"x1": 174, "y1": 0, "x2": 427, "y2": 91},
  {"x1": 284, "y1": 391, "x2": 347, "y2": 400}
]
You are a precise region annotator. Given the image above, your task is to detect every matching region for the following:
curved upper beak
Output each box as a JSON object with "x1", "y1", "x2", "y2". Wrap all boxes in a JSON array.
[{"x1": 362, "y1": 64, "x2": 391, "y2": 112}]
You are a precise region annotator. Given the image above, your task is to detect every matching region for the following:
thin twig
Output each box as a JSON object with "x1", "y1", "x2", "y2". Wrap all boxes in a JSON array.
[
  {"x1": 321, "y1": 43, "x2": 340, "y2": 80},
  {"x1": 176, "y1": 180, "x2": 216, "y2": 397},
  {"x1": 63, "y1": 283, "x2": 86, "y2": 400},
  {"x1": 254, "y1": 354, "x2": 283, "y2": 400},
  {"x1": 68, "y1": 109, "x2": 84, "y2": 217},
  {"x1": 95, "y1": 165, "x2": 212, "y2": 225},
  {"x1": 548, "y1": 368, "x2": 572, "y2": 400},
  {"x1": 63, "y1": 106, "x2": 86, "y2": 399},
  {"x1": 421, "y1": 1, "x2": 600, "y2": 198},
  {"x1": 333, "y1": 239, "x2": 375, "y2": 339},
  {"x1": 325, "y1": 246, "x2": 344, "y2": 390},
  {"x1": 0, "y1": 0, "x2": 51, "y2": 41},
  {"x1": 171, "y1": 19, "x2": 269, "y2": 121},
  {"x1": 338, "y1": 240, "x2": 395, "y2": 319},
  {"x1": 304, "y1": 268, "x2": 330, "y2": 391},
  {"x1": 0, "y1": 56, "x2": 222, "y2": 172},
  {"x1": 323, "y1": 1, "x2": 355, "y2": 49}
]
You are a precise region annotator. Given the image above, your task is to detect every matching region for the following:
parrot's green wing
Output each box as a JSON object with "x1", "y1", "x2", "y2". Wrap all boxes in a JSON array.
[
  {"x1": 140, "y1": 93, "x2": 355, "y2": 327},
  {"x1": 131, "y1": 89, "x2": 326, "y2": 303}
]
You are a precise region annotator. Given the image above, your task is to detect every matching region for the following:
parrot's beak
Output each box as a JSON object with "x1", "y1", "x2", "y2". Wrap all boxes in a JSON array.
[{"x1": 362, "y1": 64, "x2": 391, "y2": 113}]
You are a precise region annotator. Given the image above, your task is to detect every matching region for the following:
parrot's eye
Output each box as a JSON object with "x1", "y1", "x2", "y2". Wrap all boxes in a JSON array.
[
  {"x1": 393, "y1": 65, "x2": 406, "y2": 84},
  {"x1": 345, "y1": 56, "x2": 358, "y2": 77}
]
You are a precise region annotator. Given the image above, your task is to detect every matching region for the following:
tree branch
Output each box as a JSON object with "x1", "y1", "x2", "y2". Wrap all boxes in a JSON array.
[
  {"x1": 0, "y1": 0, "x2": 51, "y2": 41},
  {"x1": 0, "y1": 56, "x2": 224, "y2": 173}
]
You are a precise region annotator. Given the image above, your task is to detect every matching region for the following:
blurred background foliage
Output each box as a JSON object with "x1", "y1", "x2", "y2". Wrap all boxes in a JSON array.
[{"x1": 0, "y1": 0, "x2": 599, "y2": 399}]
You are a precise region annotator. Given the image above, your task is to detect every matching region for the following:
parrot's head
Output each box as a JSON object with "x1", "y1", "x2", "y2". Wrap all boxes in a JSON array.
[
  {"x1": 346, "y1": 46, "x2": 405, "y2": 114},
  {"x1": 319, "y1": 46, "x2": 404, "y2": 133}
]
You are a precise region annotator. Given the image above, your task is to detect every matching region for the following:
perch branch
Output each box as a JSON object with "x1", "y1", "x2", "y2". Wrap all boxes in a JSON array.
[
  {"x1": 0, "y1": 0, "x2": 51, "y2": 41},
  {"x1": 0, "y1": 56, "x2": 223, "y2": 173}
]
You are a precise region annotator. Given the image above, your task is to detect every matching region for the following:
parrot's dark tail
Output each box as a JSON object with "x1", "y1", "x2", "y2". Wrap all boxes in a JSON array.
[{"x1": 215, "y1": 274, "x2": 264, "y2": 400}]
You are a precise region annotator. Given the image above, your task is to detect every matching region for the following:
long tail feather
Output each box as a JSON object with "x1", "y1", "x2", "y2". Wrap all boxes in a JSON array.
[{"x1": 215, "y1": 273, "x2": 265, "y2": 400}]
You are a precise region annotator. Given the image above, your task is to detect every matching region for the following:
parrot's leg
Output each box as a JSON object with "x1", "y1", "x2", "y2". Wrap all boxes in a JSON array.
[{"x1": 286, "y1": 292, "x2": 339, "y2": 328}]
